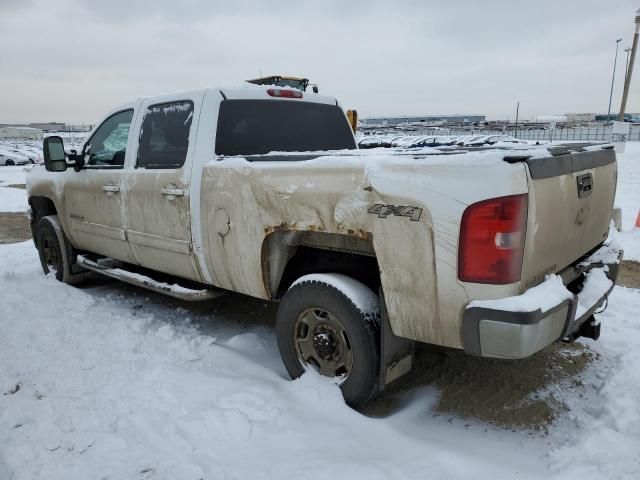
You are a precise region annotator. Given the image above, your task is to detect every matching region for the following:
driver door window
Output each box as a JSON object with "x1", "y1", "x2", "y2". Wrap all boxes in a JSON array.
[{"x1": 85, "y1": 109, "x2": 134, "y2": 168}]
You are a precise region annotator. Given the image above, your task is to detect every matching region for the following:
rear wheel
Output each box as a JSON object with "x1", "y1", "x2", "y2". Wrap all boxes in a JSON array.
[
  {"x1": 36, "y1": 215, "x2": 83, "y2": 284},
  {"x1": 5, "y1": 160, "x2": 14, "y2": 166},
  {"x1": 276, "y1": 274, "x2": 381, "y2": 407}
]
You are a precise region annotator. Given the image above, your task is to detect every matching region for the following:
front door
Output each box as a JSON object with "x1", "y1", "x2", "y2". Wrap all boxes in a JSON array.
[
  {"x1": 123, "y1": 96, "x2": 202, "y2": 281},
  {"x1": 63, "y1": 108, "x2": 138, "y2": 264}
]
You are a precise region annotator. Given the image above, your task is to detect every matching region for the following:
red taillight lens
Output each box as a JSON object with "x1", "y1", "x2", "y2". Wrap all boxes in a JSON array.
[
  {"x1": 267, "y1": 88, "x2": 303, "y2": 98},
  {"x1": 458, "y1": 194, "x2": 528, "y2": 284}
]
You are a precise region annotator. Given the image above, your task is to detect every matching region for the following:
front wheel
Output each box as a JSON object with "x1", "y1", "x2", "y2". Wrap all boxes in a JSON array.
[
  {"x1": 276, "y1": 274, "x2": 381, "y2": 407},
  {"x1": 36, "y1": 215, "x2": 83, "y2": 284}
]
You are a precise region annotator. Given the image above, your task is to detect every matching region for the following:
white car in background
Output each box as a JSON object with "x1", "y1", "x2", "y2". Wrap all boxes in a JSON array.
[{"x1": 0, "y1": 148, "x2": 31, "y2": 166}]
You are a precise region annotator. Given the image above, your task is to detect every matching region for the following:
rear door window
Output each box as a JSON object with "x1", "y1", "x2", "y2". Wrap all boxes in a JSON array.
[
  {"x1": 136, "y1": 100, "x2": 194, "y2": 169},
  {"x1": 215, "y1": 100, "x2": 356, "y2": 156}
]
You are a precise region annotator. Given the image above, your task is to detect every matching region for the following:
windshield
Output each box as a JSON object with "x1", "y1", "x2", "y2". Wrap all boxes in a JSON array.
[{"x1": 215, "y1": 100, "x2": 356, "y2": 156}]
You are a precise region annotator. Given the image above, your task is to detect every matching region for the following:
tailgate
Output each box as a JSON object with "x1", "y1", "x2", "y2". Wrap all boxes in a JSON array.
[{"x1": 519, "y1": 146, "x2": 617, "y2": 290}]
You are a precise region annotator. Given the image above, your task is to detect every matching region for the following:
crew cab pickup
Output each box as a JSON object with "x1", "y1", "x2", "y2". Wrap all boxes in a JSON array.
[{"x1": 27, "y1": 85, "x2": 622, "y2": 406}]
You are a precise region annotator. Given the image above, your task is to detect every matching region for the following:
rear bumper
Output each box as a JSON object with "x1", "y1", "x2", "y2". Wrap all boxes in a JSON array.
[{"x1": 462, "y1": 242, "x2": 623, "y2": 359}]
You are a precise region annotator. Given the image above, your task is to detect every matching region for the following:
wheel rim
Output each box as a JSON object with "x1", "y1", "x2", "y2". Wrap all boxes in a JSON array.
[
  {"x1": 293, "y1": 307, "x2": 353, "y2": 382},
  {"x1": 41, "y1": 230, "x2": 59, "y2": 273}
]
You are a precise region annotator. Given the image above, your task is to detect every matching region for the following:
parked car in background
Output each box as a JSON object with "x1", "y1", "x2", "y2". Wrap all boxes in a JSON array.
[{"x1": 0, "y1": 147, "x2": 31, "y2": 166}]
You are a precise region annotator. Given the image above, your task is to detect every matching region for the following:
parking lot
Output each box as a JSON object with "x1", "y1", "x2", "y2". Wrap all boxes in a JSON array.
[{"x1": 1, "y1": 142, "x2": 640, "y2": 478}]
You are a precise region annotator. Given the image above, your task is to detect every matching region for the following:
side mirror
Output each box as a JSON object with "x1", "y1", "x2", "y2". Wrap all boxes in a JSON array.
[
  {"x1": 43, "y1": 136, "x2": 67, "y2": 172},
  {"x1": 312, "y1": 85, "x2": 319, "y2": 94}
]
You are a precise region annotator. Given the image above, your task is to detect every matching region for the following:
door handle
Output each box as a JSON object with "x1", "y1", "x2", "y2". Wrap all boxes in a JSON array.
[
  {"x1": 101, "y1": 184, "x2": 120, "y2": 195},
  {"x1": 161, "y1": 187, "x2": 185, "y2": 197}
]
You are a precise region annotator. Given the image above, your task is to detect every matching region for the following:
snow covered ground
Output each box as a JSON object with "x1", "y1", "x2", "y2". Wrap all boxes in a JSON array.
[
  {"x1": 0, "y1": 140, "x2": 639, "y2": 479},
  {"x1": 0, "y1": 166, "x2": 31, "y2": 212},
  {"x1": 0, "y1": 241, "x2": 639, "y2": 479},
  {"x1": 0, "y1": 165, "x2": 30, "y2": 213},
  {"x1": 614, "y1": 142, "x2": 640, "y2": 261}
]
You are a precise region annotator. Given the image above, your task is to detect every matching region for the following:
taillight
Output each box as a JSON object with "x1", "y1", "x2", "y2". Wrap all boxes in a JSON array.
[
  {"x1": 458, "y1": 194, "x2": 528, "y2": 284},
  {"x1": 267, "y1": 88, "x2": 303, "y2": 98}
]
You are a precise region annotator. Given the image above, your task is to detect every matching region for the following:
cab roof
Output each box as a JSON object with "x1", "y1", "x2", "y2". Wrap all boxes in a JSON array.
[{"x1": 108, "y1": 84, "x2": 339, "y2": 119}]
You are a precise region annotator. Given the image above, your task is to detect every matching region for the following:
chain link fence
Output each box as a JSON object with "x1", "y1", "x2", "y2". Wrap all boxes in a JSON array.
[{"x1": 402, "y1": 125, "x2": 640, "y2": 142}]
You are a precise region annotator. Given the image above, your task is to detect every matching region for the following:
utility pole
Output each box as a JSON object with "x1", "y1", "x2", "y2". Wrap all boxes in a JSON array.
[
  {"x1": 608, "y1": 38, "x2": 623, "y2": 120},
  {"x1": 619, "y1": 9, "x2": 640, "y2": 121},
  {"x1": 514, "y1": 101, "x2": 520, "y2": 139}
]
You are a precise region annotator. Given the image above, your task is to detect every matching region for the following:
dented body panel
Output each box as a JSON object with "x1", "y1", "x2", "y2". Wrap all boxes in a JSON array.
[
  {"x1": 196, "y1": 155, "x2": 529, "y2": 349},
  {"x1": 27, "y1": 85, "x2": 620, "y2": 354}
]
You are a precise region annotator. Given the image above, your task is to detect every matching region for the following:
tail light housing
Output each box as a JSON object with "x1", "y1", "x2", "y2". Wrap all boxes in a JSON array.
[
  {"x1": 267, "y1": 88, "x2": 303, "y2": 99},
  {"x1": 458, "y1": 194, "x2": 528, "y2": 284}
]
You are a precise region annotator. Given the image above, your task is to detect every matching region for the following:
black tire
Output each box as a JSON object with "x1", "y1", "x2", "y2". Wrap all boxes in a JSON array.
[
  {"x1": 5, "y1": 160, "x2": 14, "y2": 166},
  {"x1": 35, "y1": 215, "x2": 81, "y2": 284},
  {"x1": 276, "y1": 275, "x2": 381, "y2": 407}
]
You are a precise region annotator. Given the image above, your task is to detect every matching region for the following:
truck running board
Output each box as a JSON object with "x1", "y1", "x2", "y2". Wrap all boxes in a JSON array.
[{"x1": 76, "y1": 255, "x2": 225, "y2": 302}]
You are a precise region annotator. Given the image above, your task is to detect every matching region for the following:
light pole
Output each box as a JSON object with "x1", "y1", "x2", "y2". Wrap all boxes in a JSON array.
[
  {"x1": 514, "y1": 101, "x2": 519, "y2": 139},
  {"x1": 607, "y1": 38, "x2": 623, "y2": 120},
  {"x1": 619, "y1": 9, "x2": 640, "y2": 121},
  {"x1": 624, "y1": 47, "x2": 632, "y2": 85}
]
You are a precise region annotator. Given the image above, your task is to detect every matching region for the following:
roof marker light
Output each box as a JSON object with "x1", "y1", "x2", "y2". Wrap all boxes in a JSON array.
[{"x1": 267, "y1": 88, "x2": 303, "y2": 99}]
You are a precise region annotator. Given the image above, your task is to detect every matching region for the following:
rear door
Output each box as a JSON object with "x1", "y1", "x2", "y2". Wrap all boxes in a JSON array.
[
  {"x1": 62, "y1": 107, "x2": 139, "y2": 264},
  {"x1": 123, "y1": 94, "x2": 203, "y2": 281}
]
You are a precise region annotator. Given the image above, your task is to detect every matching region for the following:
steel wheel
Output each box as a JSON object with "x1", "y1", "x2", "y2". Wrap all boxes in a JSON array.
[
  {"x1": 294, "y1": 307, "x2": 354, "y2": 382},
  {"x1": 40, "y1": 228, "x2": 60, "y2": 274},
  {"x1": 277, "y1": 275, "x2": 381, "y2": 406}
]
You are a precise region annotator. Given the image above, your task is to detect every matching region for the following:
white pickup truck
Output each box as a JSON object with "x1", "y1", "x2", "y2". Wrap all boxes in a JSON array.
[{"x1": 27, "y1": 84, "x2": 622, "y2": 406}]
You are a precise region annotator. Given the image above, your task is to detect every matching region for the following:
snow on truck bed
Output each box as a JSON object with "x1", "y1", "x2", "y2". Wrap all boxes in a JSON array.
[{"x1": 216, "y1": 142, "x2": 557, "y2": 166}]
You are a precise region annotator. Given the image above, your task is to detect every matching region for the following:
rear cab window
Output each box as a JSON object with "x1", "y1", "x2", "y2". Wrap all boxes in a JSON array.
[
  {"x1": 215, "y1": 100, "x2": 356, "y2": 156},
  {"x1": 137, "y1": 100, "x2": 194, "y2": 169}
]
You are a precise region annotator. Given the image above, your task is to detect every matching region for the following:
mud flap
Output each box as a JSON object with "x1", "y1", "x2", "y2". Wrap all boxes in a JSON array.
[
  {"x1": 46, "y1": 215, "x2": 90, "y2": 284},
  {"x1": 378, "y1": 289, "x2": 415, "y2": 391}
]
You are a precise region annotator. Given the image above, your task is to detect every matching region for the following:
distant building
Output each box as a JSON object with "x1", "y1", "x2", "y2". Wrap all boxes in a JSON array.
[
  {"x1": 565, "y1": 113, "x2": 596, "y2": 123},
  {"x1": 361, "y1": 114, "x2": 486, "y2": 126},
  {"x1": 534, "y1": 115, "x2": 568, "y2": 123},
  {"x1": 0, "y1": 122, "x2": 92, "y2": 133},
  {"x1": 67, "y1": 124, "x2": 93, "y2": 132},
  {"x1": 0, "y1": 126, "x2": 44, "y2": 140},
  {"x1": 27, "y1": 122, "x2": 66, "y2": 132},
  {"x1": 0, "y1": 122, "x2": 66, "y2": 133}
]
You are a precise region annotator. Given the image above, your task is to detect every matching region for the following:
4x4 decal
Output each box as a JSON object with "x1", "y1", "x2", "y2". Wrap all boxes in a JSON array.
[{"x1": 368, "y1": 204, "x2": 423, "y2": 222}]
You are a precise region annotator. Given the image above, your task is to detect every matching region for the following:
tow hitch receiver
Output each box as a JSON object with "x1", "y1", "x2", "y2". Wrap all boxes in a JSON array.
[{"x1": 563, "y1": 315, "x2": 601, "y2": 343}]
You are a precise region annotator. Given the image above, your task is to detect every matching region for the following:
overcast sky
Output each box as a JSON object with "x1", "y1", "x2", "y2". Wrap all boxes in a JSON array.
[{"x1": 1, "y1": 0, "x2": 639, "y2": 123}]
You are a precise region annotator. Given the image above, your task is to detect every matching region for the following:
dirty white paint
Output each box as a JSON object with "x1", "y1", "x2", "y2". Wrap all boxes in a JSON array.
[{"x1": 25, "y1": 85, "x2": 620, "y2": 351}]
